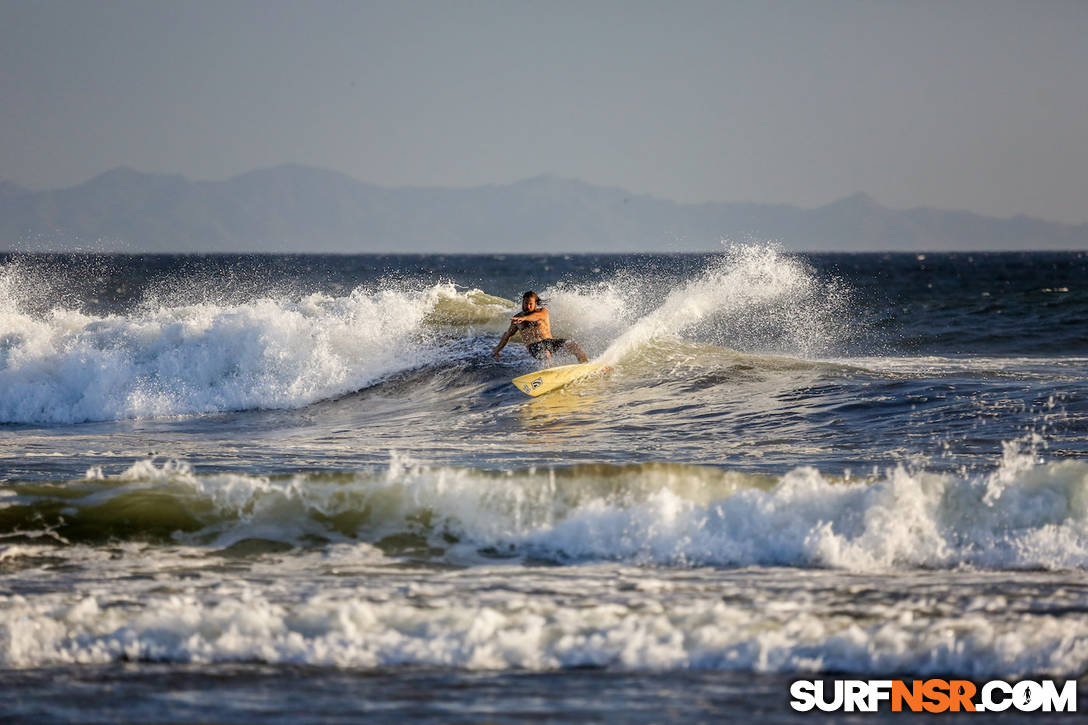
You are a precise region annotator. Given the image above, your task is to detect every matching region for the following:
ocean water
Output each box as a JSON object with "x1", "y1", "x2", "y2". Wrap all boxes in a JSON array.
[{"x1": 1, "y1": 246, "x2": 1086, "y2": 722}]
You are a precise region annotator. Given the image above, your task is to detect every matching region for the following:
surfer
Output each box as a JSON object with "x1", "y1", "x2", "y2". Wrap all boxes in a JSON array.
[{"x1": 492, "y1": 291, "x2": 588, "y2": 366}]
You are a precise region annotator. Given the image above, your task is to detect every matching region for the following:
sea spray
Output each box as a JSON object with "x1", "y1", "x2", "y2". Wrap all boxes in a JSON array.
[{"x1": 540, "y1": 244, "x2": 852, "y2": 365}]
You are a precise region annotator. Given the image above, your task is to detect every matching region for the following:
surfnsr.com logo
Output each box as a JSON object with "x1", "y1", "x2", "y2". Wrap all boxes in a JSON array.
[{"x1": 790, "y1": 679, "x2": 1078, "y2": 713}]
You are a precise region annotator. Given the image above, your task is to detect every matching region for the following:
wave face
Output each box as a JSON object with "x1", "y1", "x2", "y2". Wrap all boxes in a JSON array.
[{"x1": 5, "y1": 440, "x2": 1085, "y2": 571}]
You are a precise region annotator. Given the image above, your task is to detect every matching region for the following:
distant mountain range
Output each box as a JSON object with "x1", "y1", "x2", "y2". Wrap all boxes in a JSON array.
[{"x1": 2, "y1": 165, "x2": 1085, "y2": 252}]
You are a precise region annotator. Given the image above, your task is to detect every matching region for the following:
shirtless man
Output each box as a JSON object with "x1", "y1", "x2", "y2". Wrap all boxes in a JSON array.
[{"x1": 492, "y1": 291, "x2": 588, "y2": 366}]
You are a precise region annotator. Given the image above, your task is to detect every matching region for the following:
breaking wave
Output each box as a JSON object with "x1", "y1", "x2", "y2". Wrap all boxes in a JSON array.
[
  {"x1": 4, "y1": 572, "x2": 1086, "y2": 675},
  {"x1": 4, "y1": 439, "x2": 1086, "y2": 571},
  {"x1": 0, "y1": 245, "x2": 849, "y2": 424}
]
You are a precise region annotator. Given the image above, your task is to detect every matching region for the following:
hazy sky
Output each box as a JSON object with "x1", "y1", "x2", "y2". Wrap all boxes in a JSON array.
[{"x1": 2, "y1": 0, "x2": 1087, "y2": 223}]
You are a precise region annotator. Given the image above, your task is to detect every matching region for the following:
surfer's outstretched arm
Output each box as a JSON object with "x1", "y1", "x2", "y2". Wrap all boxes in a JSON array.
[{"x1": 493, "y1": 323, "x2": 518, "y2": 359}]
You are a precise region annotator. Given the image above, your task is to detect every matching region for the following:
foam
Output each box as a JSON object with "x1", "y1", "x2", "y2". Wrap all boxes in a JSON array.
[
  {"x1": 521, "y1": 440, "x2": 1088, "y2": 570},
  {"x1": 10, "y1": 440, "x2": 1086, "y2": 571},
  {"x1": 2, "y1": 571, "x2": 1086, "y2": 675},
  {"x1": 0, "y1": 274, "x2": 494, "y2": 424}
]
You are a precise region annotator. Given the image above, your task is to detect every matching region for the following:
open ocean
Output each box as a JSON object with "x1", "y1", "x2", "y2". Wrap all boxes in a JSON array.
[{"x1": 1, "y1": 246, "x2": 1086, "y2": 722}]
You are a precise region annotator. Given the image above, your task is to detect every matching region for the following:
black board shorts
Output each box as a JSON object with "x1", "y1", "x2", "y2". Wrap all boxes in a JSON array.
[{"x1": 527, "y1": 338, "x2": 568, "y2": 359}]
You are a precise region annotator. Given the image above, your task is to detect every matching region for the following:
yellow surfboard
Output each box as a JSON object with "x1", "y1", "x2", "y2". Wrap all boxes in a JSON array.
[{"x1": 511, "y1": 363, "x2": 612, "y2": 397}]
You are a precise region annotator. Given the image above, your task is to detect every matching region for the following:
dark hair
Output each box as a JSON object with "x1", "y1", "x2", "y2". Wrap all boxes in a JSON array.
[{"x1": 522, "y1": 290, "x2": 541, "y2": 304}]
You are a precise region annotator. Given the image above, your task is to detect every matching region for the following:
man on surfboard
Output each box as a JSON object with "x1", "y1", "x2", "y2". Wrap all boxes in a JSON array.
[{"x1": 493, "y1": 291, "x2": 588, "y2": 366}]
